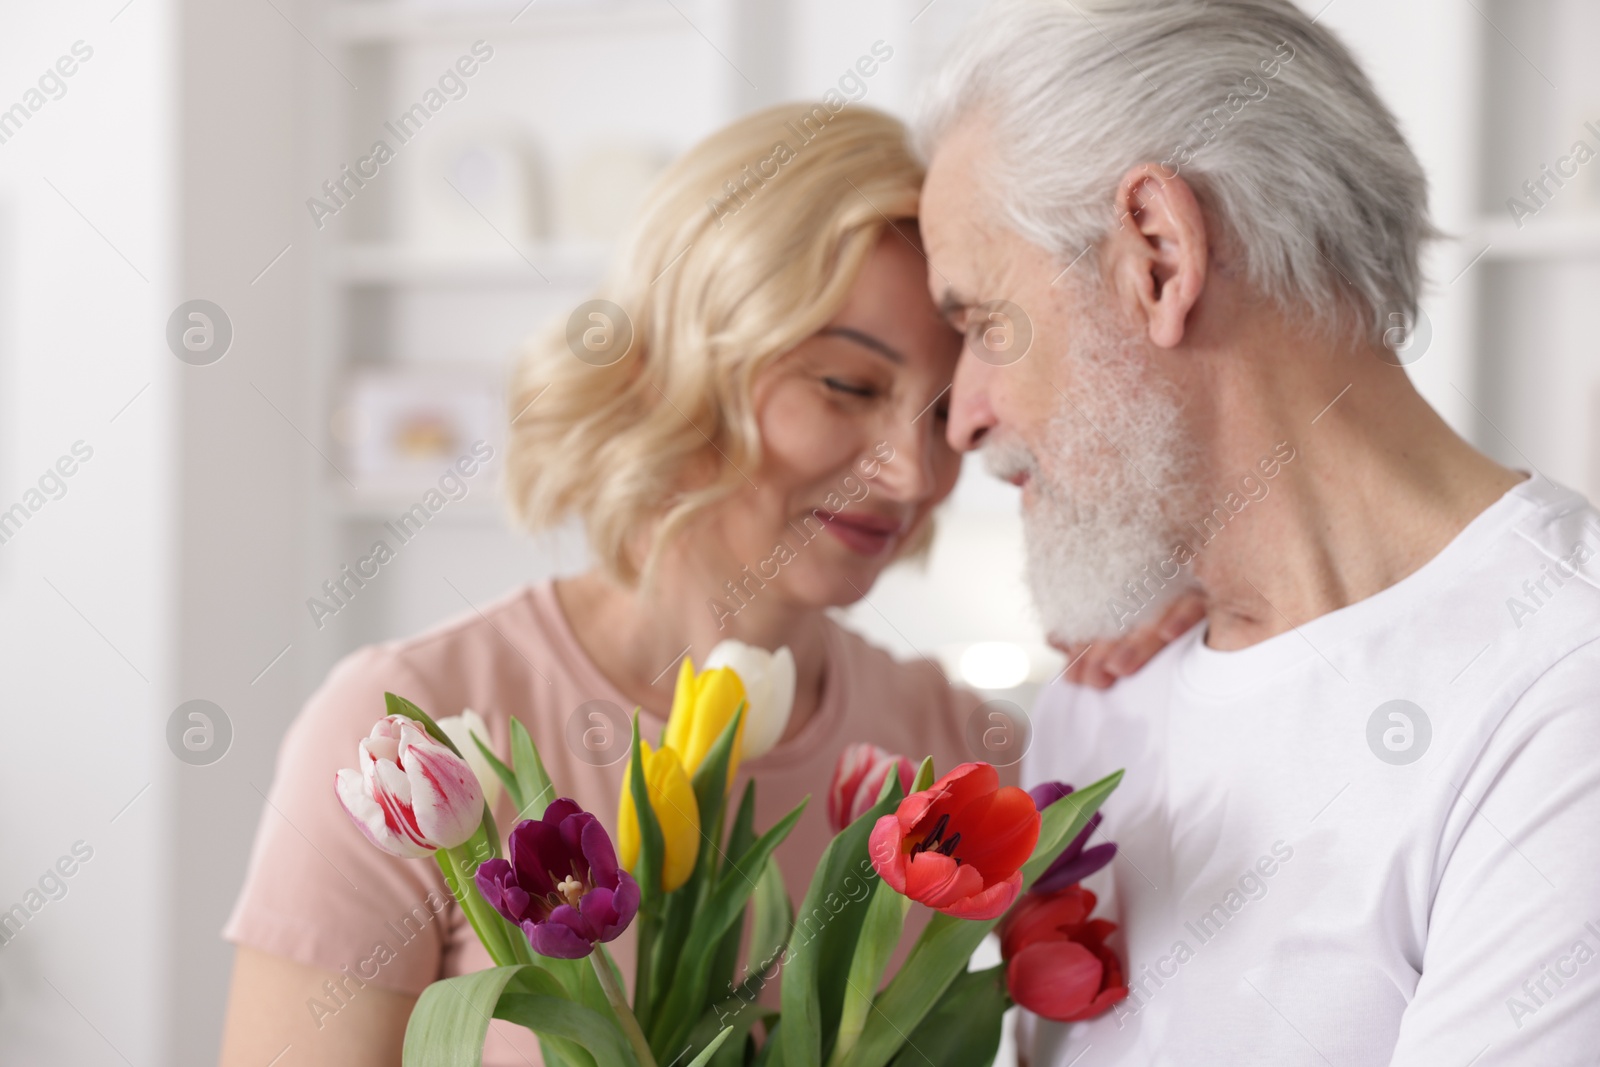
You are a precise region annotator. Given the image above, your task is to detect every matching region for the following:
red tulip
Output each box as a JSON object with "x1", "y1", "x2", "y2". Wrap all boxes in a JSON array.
[
  {"x1": 868, "y1": 762, "x2": 1039, "y2": 921},
  {"x1": 829, "y1": 743, "x2": 916, "y2": 833},
  {"x1": 999, "y1": 885, "x2": 1128, "y2": 1022}
]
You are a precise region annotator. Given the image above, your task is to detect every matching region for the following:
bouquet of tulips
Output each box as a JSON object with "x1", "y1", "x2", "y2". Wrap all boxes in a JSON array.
[{"x1": 334, "y1": 643, "x2": 1125, "y2": 1066}]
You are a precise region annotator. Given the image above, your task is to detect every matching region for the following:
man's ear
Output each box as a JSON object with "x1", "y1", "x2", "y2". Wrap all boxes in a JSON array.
[{"x1": 1105, "y1": 164, "x2": 1208, "y2": 349}]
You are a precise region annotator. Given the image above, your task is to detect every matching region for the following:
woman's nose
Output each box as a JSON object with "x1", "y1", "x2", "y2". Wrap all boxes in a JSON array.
[{"x1": 872, "y1": 415, "x2": 943, "y2": 504}]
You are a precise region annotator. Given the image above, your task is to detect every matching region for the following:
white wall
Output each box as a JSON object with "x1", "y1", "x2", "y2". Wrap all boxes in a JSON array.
[
  {"x1": 0, "y1": 3, "x2": 173, "y2": 1065},
  {"x1": 0, "y1": 3, "x2": 1589, "y2": 1065}
]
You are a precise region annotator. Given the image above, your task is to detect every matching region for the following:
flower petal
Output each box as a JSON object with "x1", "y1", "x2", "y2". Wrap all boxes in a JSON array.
[
  {"x1": 525, "y1": 917, "x2": 594, "y2": 959},
  {"x1": 683, "y1": 667, "x2": 746, "y2": 775},
  {"x1": 999, "y1": 885, "x2": 1096, "y2": 959},
  {"x1": 936, "y1": 870, "x2": 1021, "y2": 920},
  {"x1": 897, "y1": 762, "x2": 998, "y2": 839},
  {"x1": 830, "y1": 743, "x2": 882, "y2": 832},
  {"x1": 662, "y1": 657, "x2": 697, "y2": 757},
  {"x1": 945, "y1": 785, "x2": 1039, "y2": 883},
  {"x1": 868, "y1": 813, "x2": 908, "y2": 892},
  {"x1": 398, "y1": 725, "x2": 484, "y2": 849},
  {"x1": 1006, "y1": 940, "x2": 1105, "y2": 1021},
  {"x1": 436, "y1": 709, "x2": 503, "y2": 812},
  {"x1": 646, "y1": 746, "x2": 701, "y2": 892},
  {"x1": 1028, "y1": 781, "x2": 1074, "y2": 811},
  {"x1": 336, "y1": 768, "x2": 432, "y2": 858},
  {"x1": 508, "y1": 817, "x2": 564, "y2": 900},
  {"x1": 1033, "y1": 842, "x2": 1117, "y2": 896},
  {"x1": 903, "y1": 850, "x2": 985, "y2": 910},
  {"x1": 579, "y1": 811, "x2": 621, "y2": 885},
  {"x1": 606, "y1": 870, "x2": 640, "y2": 937}
]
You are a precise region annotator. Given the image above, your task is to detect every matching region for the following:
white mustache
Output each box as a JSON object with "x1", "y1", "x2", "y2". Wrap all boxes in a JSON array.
[{"x1": 982, "y1": 436, "x2": 1039, "y2": 483}]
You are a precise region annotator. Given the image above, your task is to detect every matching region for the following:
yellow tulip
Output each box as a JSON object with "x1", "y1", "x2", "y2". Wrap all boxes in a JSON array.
[
  {"x1": 662, "y1": 657, "x2": 748, "y2": 783},
  {"x1": 617, "y1": 740, "x2": 700, "y2": 892}
]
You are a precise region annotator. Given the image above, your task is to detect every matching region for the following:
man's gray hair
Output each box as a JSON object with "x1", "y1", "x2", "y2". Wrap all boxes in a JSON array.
[{"x1": 916, "y1": 0, "x2": 1437, "y2": 339}]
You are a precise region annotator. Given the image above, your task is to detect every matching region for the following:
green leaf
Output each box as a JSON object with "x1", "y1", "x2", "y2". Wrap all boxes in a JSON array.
[
  {"x1": 827, "y1": 871, "x2": 911, "y2": 1066},
  {"x1": 1019, "y1": 770, "x2": 1123, "y2": 889},
  {"x1": 651, "y1": 798, "x2": 809, "y2": 1057},
  {"x1": 646, "y1": 708, "x2": 737, "y2": 1029},
  {"x1": 627, "y1": 712, "x2": 666, "y2": 1032},
  {"x1": 494, "y1": 995, "x2": 639, "y2": 1066},
  {"x1": 384, "y1": 692, "x2": 458, "y2": 753},
  {"x1": 681, "y1": 993, "x2": 776, "y2": 1067},
  {"x1": 883, "y1": 965, "x2": 1008, "y2": 1067},
  {"x1": 651, "y1": 705, "x2": 744, "y2": 1035},
  {"x1": 833, "y1": 748, "x2": 931, "y2": 1064},
  {"x1": 502, "y1": 966, "x2": 600, "y2": 1067},
  {"x1": 691, "y1": 702, "x2": 746, "y2": 836},
  {"x1": 435, "y1": 847, "x2": 514, "y2": 968},
  {"x1": 746, "y1": 853, "x2": 791, "y2": 980},
  {"x1": 403, "y1": 964, "x2": 636, "y2": 1067},
  {"x1": 509, "y1": 717, "x2": 557, "y2": 822},
  {"x1": 837, "y1": 770, "x2": 1123, "y2": 1067},
  {"x1": 779, "y1": 775, "x2": 906, "y2": 1067},
  {"x1": 473, "y1": 733, "x2": 524, "y2": 816},
  {"x1": 683, "y1": 1026, "x2": 735, "y2": 1067},
  {"x1": 709, "y1": 781, "x2": 762, "y2": 996},
  {"x1": 755, "y1": 1018, "x2": 785, "y2": 1066}
]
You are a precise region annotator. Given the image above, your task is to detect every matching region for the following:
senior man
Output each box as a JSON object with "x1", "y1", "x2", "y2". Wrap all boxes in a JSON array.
[{"x1": 919, "y1": 1, "x2": 1600, "y2": 1063}]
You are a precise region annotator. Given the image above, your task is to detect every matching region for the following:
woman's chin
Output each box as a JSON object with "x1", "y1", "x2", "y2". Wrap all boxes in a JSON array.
[{"x1": 790, "y1": 559, "x2": 891, "y2": 610}]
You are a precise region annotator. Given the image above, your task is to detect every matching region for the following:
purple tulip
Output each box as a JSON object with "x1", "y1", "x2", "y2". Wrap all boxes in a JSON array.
[
  {"x1": 475, "y1": 798, "x2": 640, "y2": 959},
  {"x1": 1028, "y1": 781, "x2": 1117, "y2": 896}
]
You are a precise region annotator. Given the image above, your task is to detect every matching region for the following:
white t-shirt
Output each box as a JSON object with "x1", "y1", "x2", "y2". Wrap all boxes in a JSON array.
[{"x1": 1023, "y1": 474, "x2": 1600, "y2": 1066}]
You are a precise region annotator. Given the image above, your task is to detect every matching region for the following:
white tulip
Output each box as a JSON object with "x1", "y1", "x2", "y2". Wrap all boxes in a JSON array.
[
  {"x1": 436, "y1": 709, "x2": 503, "y2": 810},
  {"x1": 705, "y1": 641, "x2": 795, "y2": 761}
]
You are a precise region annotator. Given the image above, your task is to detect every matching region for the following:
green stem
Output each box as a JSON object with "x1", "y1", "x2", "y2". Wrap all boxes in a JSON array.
[
  {"x1": 438, "y1": 846, "x2": 515, "y2": 966},
  {"x1": 634, "y1": 905, "x2": 657, "y2": 1033},
  {"x1": 594, "y1": 944, "x2": 658, "y2": 1067}
]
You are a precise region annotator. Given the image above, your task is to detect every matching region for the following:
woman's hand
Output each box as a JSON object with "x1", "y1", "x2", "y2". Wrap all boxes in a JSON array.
[{"x1": 1051, "y1": 591, "x2": 1206, "y2": 689}]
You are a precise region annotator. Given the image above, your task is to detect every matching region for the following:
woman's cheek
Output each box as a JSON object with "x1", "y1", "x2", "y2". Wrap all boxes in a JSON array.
[{"x1": 758, "y1": 384, "x2": 865, "y2": 476}]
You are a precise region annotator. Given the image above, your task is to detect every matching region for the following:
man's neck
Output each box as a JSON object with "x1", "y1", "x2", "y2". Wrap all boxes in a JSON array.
[{"x1": 1187, "y1": 331, "x2": 1523, "y2": 651}]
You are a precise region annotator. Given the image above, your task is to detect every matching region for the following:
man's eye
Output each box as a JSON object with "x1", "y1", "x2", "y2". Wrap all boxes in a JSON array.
[{"x1": 823, "y1": 377, "x2": 877, "y2": 399}]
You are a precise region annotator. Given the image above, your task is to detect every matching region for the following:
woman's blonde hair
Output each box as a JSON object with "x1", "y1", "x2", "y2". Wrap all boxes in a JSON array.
[{"x1": 505, "y1": 103, "x2": 925, "y2": 584}]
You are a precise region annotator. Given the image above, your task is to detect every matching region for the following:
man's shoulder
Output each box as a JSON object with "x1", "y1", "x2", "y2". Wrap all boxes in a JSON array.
[{"x1": 1469, "y1": 477, "x2": 1600, "y2": 668}]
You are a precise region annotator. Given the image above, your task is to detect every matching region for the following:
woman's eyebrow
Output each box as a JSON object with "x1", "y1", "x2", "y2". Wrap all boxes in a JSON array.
[
  {"x1": 937, "y1": 291, "x2": 971, "y2": 323},
  {"x1": 818, "y1": 326, "x2": 905, "y2": 365}
]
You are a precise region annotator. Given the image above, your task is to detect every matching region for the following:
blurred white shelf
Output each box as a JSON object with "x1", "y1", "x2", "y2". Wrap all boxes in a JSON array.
[
  {"x1": 1475, "y1": 214, "x2": 1600, "y2": 261},
  {"x1": 325, "y1": 1, "x2": 687, "y2": 41},
  {"x1": 329, "y1": 241, "x2": 611, "y2": 285}
]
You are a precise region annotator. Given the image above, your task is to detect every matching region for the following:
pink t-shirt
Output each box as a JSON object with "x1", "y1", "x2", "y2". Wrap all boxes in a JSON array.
[{"x1": 224, "y1": 581, "x2": 992, "y2": 1064}]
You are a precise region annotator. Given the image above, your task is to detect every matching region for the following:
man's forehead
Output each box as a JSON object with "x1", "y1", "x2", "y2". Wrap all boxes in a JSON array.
[{"x1": 920, "y1": 122, "x2": 996, "y2": 303}]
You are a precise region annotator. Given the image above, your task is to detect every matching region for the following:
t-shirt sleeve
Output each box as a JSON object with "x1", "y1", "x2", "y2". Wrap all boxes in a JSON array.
[
  {"x1": 222, "y1": 646, "x2": 455, "y2": 995},
  {"x1": 1390, "y1": 641, "x2": 1600, "y2": 1063}
]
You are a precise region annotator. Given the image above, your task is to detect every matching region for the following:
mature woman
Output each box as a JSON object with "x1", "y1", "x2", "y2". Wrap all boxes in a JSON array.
[{"x1": 218, "y1": 103, "x2": 1191, "y2": 1066}]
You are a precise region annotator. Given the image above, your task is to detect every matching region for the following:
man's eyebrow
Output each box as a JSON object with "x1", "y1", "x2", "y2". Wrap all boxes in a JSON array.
[{"x1": 818, "y1": 326, "x2": 904, "y2": 365}]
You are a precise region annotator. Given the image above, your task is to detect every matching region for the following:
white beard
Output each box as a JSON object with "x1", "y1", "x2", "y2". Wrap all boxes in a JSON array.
[{"x1": 985, "y1": 311, "x2": 1195, "y2": 644}]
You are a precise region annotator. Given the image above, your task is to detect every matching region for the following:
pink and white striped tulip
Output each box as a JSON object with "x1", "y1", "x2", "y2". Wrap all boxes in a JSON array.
[
  {"x1": 828, "y1": 742, "x2": 915, "y2": 833},
  {"x1": 335, "y1": 714, "x2": 485, "y2": 858}
]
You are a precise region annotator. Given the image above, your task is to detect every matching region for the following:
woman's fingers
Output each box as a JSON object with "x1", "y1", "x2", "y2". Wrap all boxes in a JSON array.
[{"x1": 1049, "y1": 591, "x2": 1206, "y2": 689}]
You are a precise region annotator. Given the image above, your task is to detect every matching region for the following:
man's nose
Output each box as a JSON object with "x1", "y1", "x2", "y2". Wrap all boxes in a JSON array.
[{"x1": 946, "y1": 351, "x2": 998, "y2": 453}]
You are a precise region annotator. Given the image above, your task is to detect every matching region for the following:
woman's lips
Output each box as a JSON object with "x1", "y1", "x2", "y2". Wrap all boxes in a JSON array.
[{"x1": 815, "y1": 510, "x2": 905, "y2": 557}]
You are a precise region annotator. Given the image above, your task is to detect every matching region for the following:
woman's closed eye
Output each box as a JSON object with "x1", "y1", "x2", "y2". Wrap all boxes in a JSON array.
[{"x1": 823, "y1": 376, "x2": 880, "y2": 399}]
